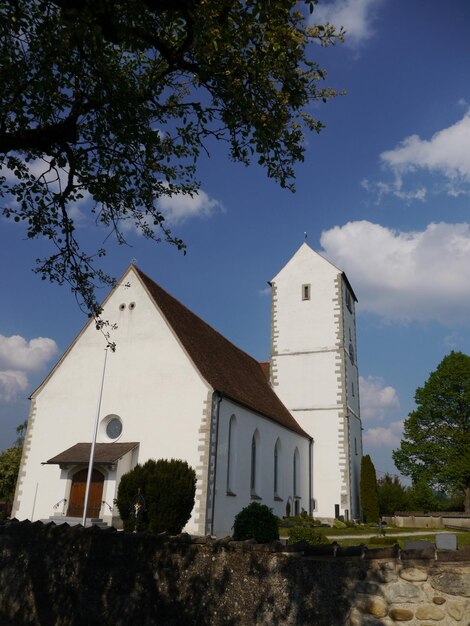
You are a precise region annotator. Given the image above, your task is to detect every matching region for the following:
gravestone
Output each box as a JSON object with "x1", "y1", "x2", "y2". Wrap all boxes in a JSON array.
[{"x1": 436, "y1": 533, "x2": 457, "y2": 551}]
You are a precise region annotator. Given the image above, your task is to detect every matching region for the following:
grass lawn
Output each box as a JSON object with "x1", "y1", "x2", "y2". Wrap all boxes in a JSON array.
[{"x1": 279, "y1": 525, "x2": 470, "y2": 549}]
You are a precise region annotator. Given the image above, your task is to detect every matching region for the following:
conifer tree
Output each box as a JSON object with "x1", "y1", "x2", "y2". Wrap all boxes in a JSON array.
[{"x1": 360, "y1": 454, "x2": 380, "y2": 523}]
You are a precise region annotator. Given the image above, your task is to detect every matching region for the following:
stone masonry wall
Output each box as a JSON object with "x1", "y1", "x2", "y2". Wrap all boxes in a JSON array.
[{"x1": 1, "y1": 520, "x2": 470, "y2": 625}]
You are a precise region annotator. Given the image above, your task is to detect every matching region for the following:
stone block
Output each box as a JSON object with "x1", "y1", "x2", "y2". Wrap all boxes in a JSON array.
[
  {"x1": 431, "y1": 570, "x2": 470, "y2": 597},
  {"x1": 356, "y1": 594, "x2": 387, "y2": 618},
  {"x1": 432, "y1": 596, "x2": 446, "y2": 605},
  {"x1": 447, "y1": 600, "x2": 464, "y2": 620},
  {"x1": 401, "y1": 546, "x2": 436, "y2": 560},
  {"x1": 388, "y1": 607, "x2": 414, "y2": 621},
  {"x1": 399, "y1": 567, "x2": 428, "y2": 582},
  {"x1": 436, "y1": 533, "x2": 457, "y2": 551},
  {"x1": 415, "y1": 604, "x2": 446, "y2": 620},
  {"x1": 385, "y1": 581, "x2": 423, "y2": 603}
]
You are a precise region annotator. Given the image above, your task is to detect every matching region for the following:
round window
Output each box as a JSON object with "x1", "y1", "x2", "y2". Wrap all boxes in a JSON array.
[{"x1": 106, "y1": 418, "x2": 123, "y2": 440}]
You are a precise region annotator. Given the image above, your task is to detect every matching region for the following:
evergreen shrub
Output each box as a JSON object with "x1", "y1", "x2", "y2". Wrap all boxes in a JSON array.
[
  {"x1": 116, "y1": 458, "x2": 196, "y2": 534},
  {"x1": 360, "y1": 455, "x2": 380, "y2": 523},
  {"x1": 281, "y1": 514, "x2": 316, "y2": 529},
  {"x1": 332, "y1": 518, "x2": 346, "y2": 528},
  {"x1": 288, "y1": 526, "x2": 329, "y2": 545},
  {"x1": 232, "y1": 502, "x2": 279, "y2": 543}
]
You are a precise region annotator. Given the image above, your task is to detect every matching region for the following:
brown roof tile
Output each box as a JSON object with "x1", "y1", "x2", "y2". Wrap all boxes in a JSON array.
[
  {"x1": 46, "y1": 442, "x2": 139, "y2": 465},
  {"x1": 259, "y1": 361, "x2": 270, "y2": 382},
  {"x1": 135, "y1": 267, "x2": 309, "y2": 439}
]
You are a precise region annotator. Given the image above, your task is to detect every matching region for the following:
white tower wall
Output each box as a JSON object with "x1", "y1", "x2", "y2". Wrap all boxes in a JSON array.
[{"x1": 270, "y1": 243, "x2": 362, "y2": 520}]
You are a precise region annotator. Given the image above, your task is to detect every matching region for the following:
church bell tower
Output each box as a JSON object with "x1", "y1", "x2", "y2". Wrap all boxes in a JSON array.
[{"x1": 269, "y1": 243, "x2": 362, "y2": 520}]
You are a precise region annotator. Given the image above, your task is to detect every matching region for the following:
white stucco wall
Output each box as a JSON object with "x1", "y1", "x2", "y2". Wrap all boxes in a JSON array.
[
  {"x1": 212, "y1": 398, "x2": 311, "y2": 537},
  {"x1": 14, "y1": 268, "x2": 211, "y2": 533}
]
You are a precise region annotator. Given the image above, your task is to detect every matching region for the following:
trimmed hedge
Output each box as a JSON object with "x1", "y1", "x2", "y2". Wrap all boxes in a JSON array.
[
  {"x1": 116, "y1": 458, "x2": 196, "y2": 534},
  {"x1": 233, "y1": 502, "x2": 279, "y2": 543},
  {"x1": 288, "y1": 526, "x2": 329, "y2": 545}
]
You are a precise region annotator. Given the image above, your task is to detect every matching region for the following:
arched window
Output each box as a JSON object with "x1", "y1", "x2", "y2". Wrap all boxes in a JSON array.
[
  {"x1": 226, "y1": 415, "x2": 237, "y2": 495},
  {"x1": 293, "y1": 447, "x2": 300, "y2": 515},
  {"x1": 293, "y1": 448, "x2": 300, "y2": 496},
  {"x1": 251, "y1": 430, "x2": 260, "y2": 497},
  {"x1": 274, "y1": 438, "x2": 282, "y2": 497}
]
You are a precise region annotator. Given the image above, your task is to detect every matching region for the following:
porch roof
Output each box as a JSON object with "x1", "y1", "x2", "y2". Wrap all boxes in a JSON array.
[{"x1": 46, "y1": 442, "x2": 139, "y2": 465}]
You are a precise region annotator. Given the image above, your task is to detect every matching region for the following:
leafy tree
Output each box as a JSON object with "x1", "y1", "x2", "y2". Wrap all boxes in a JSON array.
[
  {"x1": 405, "y1": 478, "x2": 439, "y2": 512},
  {"x1": 116, "y1": 458, "x2": 196, "y2": 533},
  {"x1": 377, "y1": 474, "x2": 408, "y2": 516},
  {"x1": 232, "y1": 502, "x2": 279, "y2": 543},
  {"x1": 360, "y1": 454, "x2": 379, "y2": 523},
  {"x1": 0, "y1": 421, "x2": 27, "y2": 502},
  {"x1": 393, "y1": 352, "x2": 470, "y2": 512},
  {"x1": 0, "y1": 0, "x2": 344, "y2": 324}
]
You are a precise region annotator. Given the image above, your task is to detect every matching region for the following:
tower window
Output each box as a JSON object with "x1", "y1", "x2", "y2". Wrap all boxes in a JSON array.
[
  {"x1": 302, "y1": 284, "x2": 311, "y2": 300},
  {"x1": 345, "y1": 289, "x2": 353, "y2": 312},
  {"x1": 349, "y1": 343, "x2": 355, "y2": 365}
]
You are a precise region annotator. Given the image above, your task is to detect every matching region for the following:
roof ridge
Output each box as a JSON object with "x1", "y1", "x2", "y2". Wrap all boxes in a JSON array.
[
  {"x1": 134, "y1": 266, "x2": 266, "y2": 368},
  {"x1": 133, "y1": 265, "x2": 309, "y2": 439}
]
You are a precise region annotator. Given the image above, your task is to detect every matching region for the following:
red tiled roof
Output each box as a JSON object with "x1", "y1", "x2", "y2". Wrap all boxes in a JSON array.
[
  {"x1": 46, "y1": 442, "x2": 139, "y2": 465},
  {"x1": 259, "y1": 361, "x2": 270, "y2": 382},
  {"x1": 135, "y1": 267, "x2": 309, "y2": 439}
]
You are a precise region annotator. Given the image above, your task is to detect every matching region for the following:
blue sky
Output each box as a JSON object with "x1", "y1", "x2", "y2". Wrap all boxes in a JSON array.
[{"x1": 2, "y1": 0, "x2": 470, "y2": 482}]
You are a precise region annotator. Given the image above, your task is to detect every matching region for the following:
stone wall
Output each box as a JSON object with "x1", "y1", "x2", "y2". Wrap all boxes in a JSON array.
[
  {"x1": 383, "y1": 512, "x2": 470, "y2": 530},
  {"x1": 1, "y1": 520, "x2": 470, "y2": 625}
]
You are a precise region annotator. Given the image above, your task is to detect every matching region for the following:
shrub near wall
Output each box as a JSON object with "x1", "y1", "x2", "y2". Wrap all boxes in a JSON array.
[
  {"x1": 232, "y1": 502, "x2": 279, "y2": 543},
  {"x1": 116, "y1": 458, "x2": 196, "y2": 533},
  {"x1": 288, "y1": 526, "x2": 328, "y2": 545}
]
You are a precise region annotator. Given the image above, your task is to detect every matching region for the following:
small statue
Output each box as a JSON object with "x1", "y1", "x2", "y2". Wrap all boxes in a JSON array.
[{"x1": 130, "y1": 488, "x2": 146, "y2": 533}]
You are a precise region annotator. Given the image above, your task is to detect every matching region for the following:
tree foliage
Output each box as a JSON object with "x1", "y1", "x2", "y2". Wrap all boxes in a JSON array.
[
  {"x1": 232, "y1": 502, "x2": 279, "y2": 543},
  {"x1": 116, "y1": 458, "x2": 196, "y2": 533},
  {"x1": 0, "y1": 421, "x2": 27, "y2": 502},
  {"x1": 360, "y1": 454, "x2": 379, "y2": 523},
  {"x1": 393, "y1": 351, "x2": 470, "y2": 512},
  {"x1": 0, "y1": 0, "x2": 343, "y2": 325},
  {"x1": 377, "y1": 474, "x2": 408, "y2": 516}
]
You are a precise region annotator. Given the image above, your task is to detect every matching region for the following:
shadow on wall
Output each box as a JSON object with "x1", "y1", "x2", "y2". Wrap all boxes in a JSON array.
[{"x1": 0, "y1": 521, "x2": 467, "y2": 625}]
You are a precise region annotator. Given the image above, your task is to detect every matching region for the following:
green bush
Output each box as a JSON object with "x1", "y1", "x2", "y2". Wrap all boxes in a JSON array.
[
  {"x1": 116, "y1": 458, "x2": 196, "y2": 534},
  {"x1": 332, "y1": 518, "x2": 346, "y2": 528},
  {"x1": 282, "y1": 514, "x2": 316, "y2": 528},
  {"x1": 233, "y1": 502, "x2": 279, "y2": 543},
  {"x1": 360, "y1": 455, "x2": 380, "y2": 523},
  {"x1": 288, "y1": 526, "x2": 329, "y2": 545}
]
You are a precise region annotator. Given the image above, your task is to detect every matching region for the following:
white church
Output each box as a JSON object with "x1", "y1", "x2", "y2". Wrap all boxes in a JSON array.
[{"x1": 12, "y1": 243, "x2": 363, "y2": 536}]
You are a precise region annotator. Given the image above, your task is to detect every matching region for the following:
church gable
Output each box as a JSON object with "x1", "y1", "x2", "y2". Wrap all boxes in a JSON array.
[{"x1": 136, "y1": 267, "x2": 309, "y2": 438}]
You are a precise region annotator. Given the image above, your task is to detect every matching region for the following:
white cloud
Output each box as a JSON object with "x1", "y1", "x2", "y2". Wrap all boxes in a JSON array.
[
  {"x1": 363, "y1": 420, "x2": 403, "y2": 448},
  {"x1": 377, "y1": 110, "x2": 470, "y2": 197},
  {"x1": 0, "y1": 334, "x2": 58, "y2": 405},
  {"x1": 158, "y1": 189, "x2": 223, "y2": 225},
  {"x1": 312, "y1": 0, "x2": 384, "y2": 46},
  {"x1": 0, "y1": 335, "x2": 58, "y2": 372},
  {"x1": 359, "y1": 375, "x2": 399, "y2": 421},
  {"x1": 0, "y1": 370, "x2": 28, "y2": 403},
  {"x1": 1, "y1": 158, "x2": 91, "y2": 221},
  {"x1": 320, "y1": 220, "x2": 470, "y2": 324},
  {"x1": 258, "y1": 286, "x2": 271, "y2": 297}
]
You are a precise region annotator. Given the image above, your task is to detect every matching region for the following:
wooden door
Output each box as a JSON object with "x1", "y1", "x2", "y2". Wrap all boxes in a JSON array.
[{"x1": 67, "y1": 468, "x2": 104, "y2": 518}]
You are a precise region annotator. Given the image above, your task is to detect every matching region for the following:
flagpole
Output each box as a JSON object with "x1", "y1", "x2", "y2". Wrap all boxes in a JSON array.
[{"x1": 82, "y1": 347, "x2": 109, "y2": 527}]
